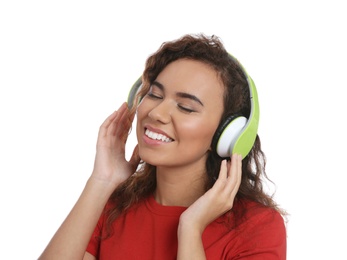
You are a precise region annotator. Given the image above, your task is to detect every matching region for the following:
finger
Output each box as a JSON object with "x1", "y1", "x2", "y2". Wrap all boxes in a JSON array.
[
  {"x1": 98, "y1": 109, "x2": 120, "y2": 139},
  {"x1": 214, "y1": 160, "x2": 228, "y2": 190},
  {"x1": 115, "y1": 104, "x2": 133, "y2": 138},
  {"x1": 100, "y1": 102, "x2": 126, "y2": 131},
  {"x1": 107, "y1": 102, "x2": 128, "y2": 137},
  {"x1": 227, "y1": 154, "x2": 242, "y2": 191},
  {"x1": 218, "y1": 160, "x2": 228, "y2": 180}
]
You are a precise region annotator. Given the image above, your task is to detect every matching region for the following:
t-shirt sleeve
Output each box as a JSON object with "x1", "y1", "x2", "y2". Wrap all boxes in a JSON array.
[
  {"x1": 232, "y1": 210, "x2": 287, "y2": 260},
  {"x1": 86, "y1": 213, "x2": 105, "y2": 257}
]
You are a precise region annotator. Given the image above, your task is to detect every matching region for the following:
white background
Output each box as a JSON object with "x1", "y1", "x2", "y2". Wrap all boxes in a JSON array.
[{"x1": 1, "y1": 1, "x2": 346, "y2": 259}]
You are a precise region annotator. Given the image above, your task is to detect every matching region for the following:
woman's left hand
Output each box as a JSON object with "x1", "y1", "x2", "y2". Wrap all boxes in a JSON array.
[{"x1": 179, "y1": 154, "x2": 242, "y2": 234}]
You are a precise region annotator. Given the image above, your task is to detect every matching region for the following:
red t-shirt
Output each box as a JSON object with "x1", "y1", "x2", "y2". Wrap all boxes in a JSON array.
[{"x1": 86, "y1": 196, "x2": 286, "y2": 259}]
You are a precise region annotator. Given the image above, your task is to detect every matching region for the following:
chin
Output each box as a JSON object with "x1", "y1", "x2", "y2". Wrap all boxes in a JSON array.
[
  {"x1": 138, "y1": 148, "x2": 156, "y2": 165},
  {"x1": 137, "y1": 150, "x2": 168, "y2": 168}
]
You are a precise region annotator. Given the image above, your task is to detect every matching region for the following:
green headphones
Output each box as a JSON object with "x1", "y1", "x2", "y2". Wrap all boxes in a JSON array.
[{"x1": 127, "y1": 55, "x2": 259, "y2": 159}]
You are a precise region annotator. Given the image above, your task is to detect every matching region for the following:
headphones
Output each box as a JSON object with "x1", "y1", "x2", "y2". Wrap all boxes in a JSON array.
[{"x1": 127, "y1": 54, "x2": 259, "y2": 159}]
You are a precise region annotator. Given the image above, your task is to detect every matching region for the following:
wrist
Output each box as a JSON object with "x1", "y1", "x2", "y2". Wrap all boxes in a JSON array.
[
  {"x1": 86, "y1": 175, "x2": 119, "y2": 198},
  {"x1": 178, "y1": 216, "x2": 204, "y2": 239},
  {"x1": 177, "y1": 218, "x2": 206, "y2": 260}
]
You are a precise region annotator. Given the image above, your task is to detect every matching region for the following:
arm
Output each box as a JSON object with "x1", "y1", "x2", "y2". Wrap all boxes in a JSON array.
[
  {"x1": 39, "y1": 178, "x2": 114, "y2": 260},
  {"x1": 39, "y1": 102, "x2": 140, "y2": 260},
  {"x1": 177, "y1": 155, "x2": 242, "y2": 260}
]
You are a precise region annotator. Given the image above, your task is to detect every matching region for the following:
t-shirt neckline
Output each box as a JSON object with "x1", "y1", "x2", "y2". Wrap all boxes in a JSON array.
[{"x1": 145, "y1": 195, "x2": 188, "y2": 216}]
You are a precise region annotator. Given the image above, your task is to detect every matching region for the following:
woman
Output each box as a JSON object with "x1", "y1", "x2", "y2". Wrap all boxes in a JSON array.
[{"x1": 39, "y1": 34, "x2": 286, "y2": 259}]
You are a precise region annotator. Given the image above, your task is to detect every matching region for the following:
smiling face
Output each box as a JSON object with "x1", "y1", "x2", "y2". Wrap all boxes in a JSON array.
[{"x1": 136, "y1": 59, "x2": 224, "y2": 170}]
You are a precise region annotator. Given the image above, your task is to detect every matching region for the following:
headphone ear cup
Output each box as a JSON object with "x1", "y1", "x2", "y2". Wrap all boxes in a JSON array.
[
  {"x1": 212, "y1": 115, "x2": 247, "y2": 158},
  {"x1": 127, "y1": 77, "x2": 142, "y2": 108}
]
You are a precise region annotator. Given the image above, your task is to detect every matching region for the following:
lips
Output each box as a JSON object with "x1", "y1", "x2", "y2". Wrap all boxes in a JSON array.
[{"x1": 144, "y1": 126, "x2": 174, "y2": 143}]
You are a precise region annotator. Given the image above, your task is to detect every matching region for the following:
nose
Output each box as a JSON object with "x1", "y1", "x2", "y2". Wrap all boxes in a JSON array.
[{"x1": 148, "y1": 100, "x2": 172, "y2": 124}]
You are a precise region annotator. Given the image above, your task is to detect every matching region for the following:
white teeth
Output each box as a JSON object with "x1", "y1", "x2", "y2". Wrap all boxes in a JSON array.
[{"x1": 145, "y1": 129, "x2": 172, "y2": 142}]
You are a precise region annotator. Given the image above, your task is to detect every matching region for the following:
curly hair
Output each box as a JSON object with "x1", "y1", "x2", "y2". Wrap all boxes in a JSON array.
[{"x1": 104, "y1": 34, "x2": 285, "y2": 236}]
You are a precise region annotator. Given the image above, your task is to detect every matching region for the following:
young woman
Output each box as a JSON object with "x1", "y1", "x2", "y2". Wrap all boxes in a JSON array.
[{"x1": 39, "y1": 34, "x2": 286, "y2": 259}]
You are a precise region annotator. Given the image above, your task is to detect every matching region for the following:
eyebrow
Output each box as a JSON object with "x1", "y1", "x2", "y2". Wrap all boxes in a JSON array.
[{"x1": 152, "y1": 80, "x2": 204, "y2": 106}]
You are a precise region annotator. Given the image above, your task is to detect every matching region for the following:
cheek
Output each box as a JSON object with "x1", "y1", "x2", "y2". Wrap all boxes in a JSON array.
[
  {"x1": 178, "y1": 117, "x2": 219, "y2": 143},
  {"x1": 135, "y1": 100, "x2": 149, "y2": 123},
  {"x1": 135, "y1": 104, "x2": 147, "y2": 137}
]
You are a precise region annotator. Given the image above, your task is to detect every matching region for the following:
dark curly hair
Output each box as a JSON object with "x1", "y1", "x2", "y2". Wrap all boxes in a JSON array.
[{"x1": 104, "y1": 34, "x2": 285, "y2": 236}]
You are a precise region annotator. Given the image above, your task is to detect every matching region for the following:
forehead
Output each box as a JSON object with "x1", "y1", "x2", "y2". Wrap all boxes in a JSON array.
[{"x1": 155, "y1": 59, "x2": 225, "y2": 103}]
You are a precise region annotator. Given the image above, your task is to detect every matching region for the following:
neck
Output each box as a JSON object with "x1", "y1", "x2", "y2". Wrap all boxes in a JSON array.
[{"x1": 154, "y1": 163, "x2": 207, "y2": 207}]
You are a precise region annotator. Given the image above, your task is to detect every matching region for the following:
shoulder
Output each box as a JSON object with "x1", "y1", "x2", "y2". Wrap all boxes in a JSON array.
[
  {"x1": 229, "y1": 200, "x2": 287, "y2": 259},
  {"x1": 234, "y1": 199, "x2": 286, "y2": 234},
  {"x1": 204, "y1": 200, "x2": 286, "y2": 259}
]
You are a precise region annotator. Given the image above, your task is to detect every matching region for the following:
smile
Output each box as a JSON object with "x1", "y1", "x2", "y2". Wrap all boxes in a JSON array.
[{"x1": 145, "y1": 128, "x2": 173, "y2": 143}]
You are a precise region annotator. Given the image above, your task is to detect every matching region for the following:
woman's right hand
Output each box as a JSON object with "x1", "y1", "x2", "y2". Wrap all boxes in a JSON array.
[
  {"x1": 90, "y1": 102, "x2": 140, "y2": 188},
  {"x1": 38, "y1": 102, "x2": 140, "y2": 260}
]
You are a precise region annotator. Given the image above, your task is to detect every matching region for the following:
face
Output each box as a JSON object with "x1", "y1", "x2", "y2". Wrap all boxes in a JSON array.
[{"x1": 136, "y1": 59, "x2": 224, "y2": 170}]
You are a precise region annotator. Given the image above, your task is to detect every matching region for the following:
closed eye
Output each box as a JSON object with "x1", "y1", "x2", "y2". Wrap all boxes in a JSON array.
[
  {"x1": 177, "y1": 104, "x2": 195, "y2": 113},
  {"x1": 147, "y1": 92, "x2": 163, "y2": 99}
]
